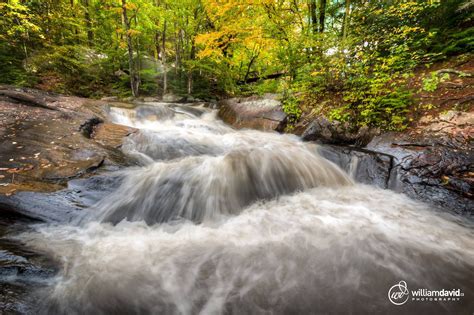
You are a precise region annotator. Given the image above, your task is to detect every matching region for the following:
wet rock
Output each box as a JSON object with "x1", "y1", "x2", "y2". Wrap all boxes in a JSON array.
[
  {"x1": 162, "y1": 93, "x2": 182, "y2": 103},
  {"x1": 92, "y1": 123, "x2": 137, "y2": 148},
  {"x1": 393, "y1": 145, "x2": 472, "y2": 214},
  {"x1": 135, "y1": 105, "x2": 175, "y2": 120},
  {"x1": 0, "y1": 175, "x2": 122, "y2": 222},
  {"x1": 0, "y1": 85, "x2": 131, "y2": 195},
  {"x1": 0, "y1": 213, "x2": 57, "y2": 313},
  {"x1": 302, "y1": 109, "x2": 472, "y2": 215},
  {"x1": 202, "y1": 101, "x2": 219, "y2": 109},
  {"x1": 318, "y1": 145, "x2": 393, "y2": 189},
  {"x1": 365, "y1": 111, "x2": 473, "y2": 215},
  {"x1": 218, "y1": 95, "x2": 287, "y2": 132},
  {"x1": 184, "y1": 95, "x2": 195, "y2": 102},
  {"x1": 319, "y1": 141, "x2": 472, "y2": 215},
  {"x1": 100, "y1": 96, "x2": 119, "y2": 102},
  {"x1": 143, "y1": 97, "x2": 159, "y2": 102},
  {"x1": 302, "y1": 116, "x2": 379, "y2": 146},
  {"x1": 169, "y1": 104, "x2": 206, "y2": 117},
  {"x1": 67, "y1": 175, "x2": 123, "y2": 207},
  {"x1": 0, "y1": 188, "x2": 83, "y2": 222},
  {"x1": 41, "y1": 156, "x2": 105, "y2": 183}
]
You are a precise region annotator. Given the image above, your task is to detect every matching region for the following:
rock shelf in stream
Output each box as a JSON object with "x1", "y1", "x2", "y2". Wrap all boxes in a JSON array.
[
  {"x1": 0, "y1": 96, "x2": 472, "y2": 314},
  {"x1": 0, "y1": 85, "x2": 134, "y2": 195}
]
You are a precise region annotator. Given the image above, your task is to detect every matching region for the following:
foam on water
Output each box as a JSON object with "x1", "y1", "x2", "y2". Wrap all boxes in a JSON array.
[
  {"x1": 23, "y1": 186, "x2": 474, "y2": 314},
  {"x1": 18, "y1": 103, "x2": 474, "y2": 314},
  {"x1": 89, "y1": 104, "x2": 353, "y2": 224}
]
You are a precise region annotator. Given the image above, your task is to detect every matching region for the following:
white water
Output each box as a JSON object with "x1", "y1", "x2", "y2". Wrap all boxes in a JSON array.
[{"x1": 21, "y1": 103, "x2": 474, "y2": 314}]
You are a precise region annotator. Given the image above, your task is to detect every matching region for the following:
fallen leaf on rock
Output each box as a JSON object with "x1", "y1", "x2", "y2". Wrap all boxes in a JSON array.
[{"x1": 441, "y1": 175, "x2": 450, "y2": 185}]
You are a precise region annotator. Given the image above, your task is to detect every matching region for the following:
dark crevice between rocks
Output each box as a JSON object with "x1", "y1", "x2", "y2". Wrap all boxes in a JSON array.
[
  {"x1": 386, "y1": 153, "x2": 395, "y2": 189},
  {"x1": 0, "y1": 203, "x2": 43, "y2": 224},
  {"x1": 79, "y1": 117, "x2": 104, "y2": 138},
  {"x1": 392, "y1": 142, "x2": 460, "y2": 150},
  {"x1": 318, "y1": 145, "x2": 395, "y2": 189}
]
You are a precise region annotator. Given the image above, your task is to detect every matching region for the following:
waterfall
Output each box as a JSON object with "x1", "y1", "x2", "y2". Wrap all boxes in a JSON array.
[{"x1": 19, "y1": 103, "x2": 474, "y2": 314}]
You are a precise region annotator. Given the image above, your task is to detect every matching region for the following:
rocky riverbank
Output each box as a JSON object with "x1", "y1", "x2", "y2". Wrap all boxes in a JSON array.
[
  {"x1": 0, "y1": 85, "x2": 472, "y2": 216},
  {"x1": 217, "y1": 95, "x2": 473, "y2": 215},
  {"x1": 0, "y1": 85, "x2": 471, "y2": 313},
  {"x1": 0, "y1": 85, "x2": 136, "y2": 196},
  {"x1": 0, "y1": 86, "x2": 138, "y2": 312}
]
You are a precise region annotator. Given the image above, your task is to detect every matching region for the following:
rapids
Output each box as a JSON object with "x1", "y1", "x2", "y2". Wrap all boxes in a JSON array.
[{"x1": 18, "y1": 103, "x2": 474, "y2": 314}]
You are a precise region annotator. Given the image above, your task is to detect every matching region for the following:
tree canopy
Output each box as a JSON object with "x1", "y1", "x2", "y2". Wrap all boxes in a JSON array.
[{"x1": 1, "y1": 0, "x2": 472, "y2": 129}]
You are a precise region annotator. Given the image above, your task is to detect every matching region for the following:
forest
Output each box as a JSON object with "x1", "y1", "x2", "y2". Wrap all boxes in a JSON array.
[
  {"x1": 0, "y1": 1, "x2": 473, "y2": 313},
  {"x1": 1, "y1": 0, "x2": 472, "y2": 129}
]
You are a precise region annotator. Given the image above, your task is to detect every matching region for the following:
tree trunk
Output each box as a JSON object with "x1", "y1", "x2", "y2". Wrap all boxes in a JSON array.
[
  {"x1": 134, "y1": 14, "x2": 141, "y2": 92},
  {"x1": 162, "y1": 21, "x2": 167, "y2": 95},
  {"x1": 154, "y1": 32, "x2": 161, "y2": 94},
  {"x1": 237, "y1": 71, "x2": 287, "y2": 85},
  {"x1": 179, "y1": 29, "x2": 184, "y2": 78},
  {"x1": 187, "y1": 40, "x2": 195, "y2": 95},
  {"x1": 309, "y1": 0, "x2": 318, "y2": 34},
  {"x1": 342, "y1": 0, "x2": 351, "y2": 40},
  {"x1": 318, "y1": 0, "x2": 326, "y2": 33},
  {"x1": 121, "y1": 0, "x2": 139, "y2": 97},
  {"x1": 83, "y1": 0, "x2": 93, "y2": 46},
  {"x1": 173, "y1": 24, "x2": 182, "y2": 77},
  {"x1": 187, "y1": 6, "x2": 201, "y2": 95},
  {"x1": 70, "y1": 0, "x2": 78, "y2": 38},
  {"x1": 244, "y1": 50, "x2": 259, "y2": 82}
]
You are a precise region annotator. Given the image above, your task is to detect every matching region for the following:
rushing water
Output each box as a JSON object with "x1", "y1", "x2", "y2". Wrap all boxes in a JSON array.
[{"x1": 17, "y1": 103, "x2": 474, "y2": 314}]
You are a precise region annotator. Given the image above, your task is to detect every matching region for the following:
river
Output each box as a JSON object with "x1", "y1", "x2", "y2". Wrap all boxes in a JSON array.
[{"x1": 2, "y1": 102, "x2": 473, "y2": 314}]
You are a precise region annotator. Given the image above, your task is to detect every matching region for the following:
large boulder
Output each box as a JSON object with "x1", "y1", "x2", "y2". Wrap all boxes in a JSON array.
[
  {"x1": 100, "y1": 96, "x2": 119, "y2": 102},
  {"x1": 366, "y1": 110, "x2": 473, "y2": 214},
  {"x1": 218, "y1": 95, "x2": 287, "y2": 131},
  {"x1": 319, "y1": 110, "x2": 473, "y2": 215},
  {"x1": 301, "y1": 116, "x2": 379, "y2": 146},
  {"x1": 162, "y1": 93, "x2": 183, "y2": 103},
  {"x1": 143, "y1": 97, "x2": 160, "y2": 102},
  {"x1": 317, "y1": 145, "x2": 394, "y2": 189}
]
